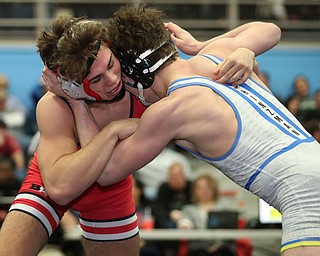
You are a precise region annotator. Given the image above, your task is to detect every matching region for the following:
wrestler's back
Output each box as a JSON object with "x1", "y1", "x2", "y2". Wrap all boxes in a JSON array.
[{"x1": 167, "y1": 66, "x2": 320, "y2": 194}]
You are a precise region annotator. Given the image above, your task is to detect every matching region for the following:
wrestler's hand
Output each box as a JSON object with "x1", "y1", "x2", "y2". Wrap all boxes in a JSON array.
[
  {"x1": 108, "y1": 118, "x2": 139, "y2": 141},
  {"x1": 213, "y1": 48, "x2": 255, "y2": 85},
  {"x1": 42, "y1": 66, "x2": 80, "y2": 104},
  {"x1": 165, "y1": 22, "x2": 201, "y2": 56},
  {"x1": 42, "y1": 66, "x2": 68, "y2": 98}
]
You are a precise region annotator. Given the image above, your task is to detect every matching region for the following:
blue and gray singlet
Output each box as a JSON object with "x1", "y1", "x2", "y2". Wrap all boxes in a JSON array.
[{"x1": 167, "y1": 54, "x2": 320, "y2": 252}]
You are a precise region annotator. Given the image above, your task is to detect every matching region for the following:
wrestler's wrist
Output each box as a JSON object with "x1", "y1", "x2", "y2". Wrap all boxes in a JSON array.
[{"x1": 237, "y1": 47, "x2": 255, "y2": 59}]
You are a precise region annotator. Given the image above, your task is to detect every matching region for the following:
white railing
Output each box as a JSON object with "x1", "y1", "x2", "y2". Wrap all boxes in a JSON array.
[{"x1": 0, "y1": 0, "x2": 319, "y2": 42}]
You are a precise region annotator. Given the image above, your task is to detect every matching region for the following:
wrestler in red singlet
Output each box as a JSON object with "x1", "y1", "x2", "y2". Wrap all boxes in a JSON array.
[{"x1": 9, "y1": 94, "x2": 147, "y2": 241}]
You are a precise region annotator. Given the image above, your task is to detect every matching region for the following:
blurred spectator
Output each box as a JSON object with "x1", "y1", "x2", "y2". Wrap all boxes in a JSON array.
[
  {"x1": 290, "y1": 75, "x2": 316, "y2": 114},
  {"x1": 154, "y1": 162, "x2": 192, "y2": 229},
  {"x1": 0, "y1": 74, "x2": 27, "y2": 136},
  {"x1": 285, "y1": 96, "x2": 304, "y2": 121},
  {"x1": 0, "y1": 74, "x2": 31, "y2": 155},
  {"x1": 0, "y1": 156, "x2": 18, "y2": 227},
  {"x1": 136, "y1": 145, "x2": 192, "y2": 201},
  {"x1": 177, "y1": 175, "x2": 221, "y2": 229},
  {"x1": 258, "y1": 71, "x2": 283, "y2": 102},
  {"x1": 153, "y1": 162, "x2": 192, "y2": 256},
  {"x1": 256, "y1": 0, "x2": 287, "y2": 20},
  {"x1": 288, "y1": 5, "x2": 315, "y2": 21},
  {"x1": 132, "y1": 177, "x2": 162, "y2": 256},
  {"x1": 302, "y1": 119, "x2": 320, "y2": 143},
  {"x1": 133, "y1": 177, "x2": 155, "y2": 229},
  {"x1": 177, "y1": 174, "x2": 235, "y2": 256},
  {"x1": 25, "y1": 77, "x2": 48, "y2": 135},
  {"x1": 0, "y1": 156, "x2": 20, "y2": 196},
  {"x1": 0, "y1": 119, "x2": 26, "y2": 183},
  {"x1": 27, "y1": 130, "x2": 40, "y2": 162},
  {"x1": 299, "y1": 89, "x2": 320, "y2": 143},
  {"x1": 303, "y1": 89, "x2": 320, "y2": 121},
  {"x1": 60, "y1": 209, "x2": 82, "y2": 242}
]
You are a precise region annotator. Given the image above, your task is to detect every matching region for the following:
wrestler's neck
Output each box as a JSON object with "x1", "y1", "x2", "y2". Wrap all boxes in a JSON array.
[
  {"x1": 156, "y1": 58, "x2": 191, "y2": 95},
  {"x1": 88, "y1": 89, "x2": 130, "y2": 110}
]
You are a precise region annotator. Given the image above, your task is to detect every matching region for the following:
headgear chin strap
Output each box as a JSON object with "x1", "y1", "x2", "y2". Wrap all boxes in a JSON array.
[
  {"x1": 121, "y1": 73, "x2": 151, "y2": 106},
  {"x1": 119, "y1": 40, "x2": 175, "y2": 90}
]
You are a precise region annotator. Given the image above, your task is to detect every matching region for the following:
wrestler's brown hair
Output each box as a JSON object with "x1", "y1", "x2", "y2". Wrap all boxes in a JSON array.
[
  {"x1": 37, "y1": 16, "x2": 108, "y2": 82},
  {"x1": 107, "y1": 3, "x2": 178, "y2": 70}
]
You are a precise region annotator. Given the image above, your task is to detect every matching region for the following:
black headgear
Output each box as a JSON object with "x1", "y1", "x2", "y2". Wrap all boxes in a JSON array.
[{"x1": 119, "y1": 40, "x2": 175, "y2": 90}]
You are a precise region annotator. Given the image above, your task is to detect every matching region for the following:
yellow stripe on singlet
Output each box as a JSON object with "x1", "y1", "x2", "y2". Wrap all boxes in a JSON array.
[{"x1": 281, "y1": 239, "x2": 320, "y2": 253}]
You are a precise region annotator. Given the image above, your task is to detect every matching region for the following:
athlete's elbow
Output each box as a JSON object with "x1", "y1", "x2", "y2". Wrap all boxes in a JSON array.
[
  {"x1": 253, "y1": 21, "x2": 282, "y2": 44},
  {"x1": 261, "y1": 22, "x2": 282, "y2": 45},
  {"x1": 46, "y1": 185, "x2": 74, "y2": 206},
  {"x1": 97, "y1": 172, "x2": 112, "y2": 186},
  {"x1": 97, "y1": 168, "x2": 125, "y2": 187},
  {"x1": 269, "y1": 23, "x2": 282, "y2": 44}
]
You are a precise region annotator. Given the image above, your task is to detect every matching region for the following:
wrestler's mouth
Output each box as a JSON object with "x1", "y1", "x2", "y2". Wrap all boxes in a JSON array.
[{"x1": 108, "y1": 82, "x2": 121, "y2": 96}]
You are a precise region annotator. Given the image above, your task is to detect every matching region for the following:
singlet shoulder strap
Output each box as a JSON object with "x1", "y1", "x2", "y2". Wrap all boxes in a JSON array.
[{"x1": 199, "y1": 54, "x2": 223, "y2": 65}]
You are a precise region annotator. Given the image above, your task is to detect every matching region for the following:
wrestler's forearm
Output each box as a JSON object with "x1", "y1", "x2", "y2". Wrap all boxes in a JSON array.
[
  {"x1": 68, "y1": 99, "x2": 100, "y2": 146},
  {"x1": 96, "y1": 112, "x2": 172, "y2": 186},
  {"x1": 69, "y1": 101, "x2": 139, "y2": 187},
  {"x1": 201, "y1": 21, "x2": 281, "y2": 56}
]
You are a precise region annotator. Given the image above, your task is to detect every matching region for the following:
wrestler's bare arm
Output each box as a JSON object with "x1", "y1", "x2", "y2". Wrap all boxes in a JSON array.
[
  {"x1": 199, "y1": 22, "x2": 281, "y2": 84},
  {"x1": 167, "y1": 21, "x2": 280, "y2": 57},
  {"x1": 167, "y1": 21, "x2": 281, "y2": 85},
  {"x1": 36, "y1": 93, "x2": 127, "y2": 205},
  {"x1": 96, "y1": 101, "x2": 181, "y2": 186},
  {"x1": 166, "y1": 22, "x2": 254, "y2": 84}
]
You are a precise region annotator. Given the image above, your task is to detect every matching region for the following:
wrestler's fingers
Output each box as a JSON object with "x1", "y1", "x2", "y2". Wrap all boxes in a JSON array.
[
  {"x1": 233, "y1": 70, "x2": 251, "y2": 85},
  {"x1": 164, "y1": 22, "x2": 180, "y2": 33},
  {"x1": 227, "y1": 72, "x2": 244, "y2": 85},
  {"x1": 214, "y1": 62, "x2": 239, "y2": 84},
  {"x1": 42, "y1": 66, "x2": 57, "y2": 81},
  {"x1": 42, "y1": 72, "x2": 58, "y2": 89},
  {"x1": 218, "y1": 64, "x2": 252, "y2": 85},
  {"x1": 213, "y1": 59, "x2": 235, "y2": 79}
]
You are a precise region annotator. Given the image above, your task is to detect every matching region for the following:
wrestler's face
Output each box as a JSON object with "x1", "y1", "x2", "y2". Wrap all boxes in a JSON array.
[{"x1": 86, "y1": 46, "x2": 124, "y2": 101}]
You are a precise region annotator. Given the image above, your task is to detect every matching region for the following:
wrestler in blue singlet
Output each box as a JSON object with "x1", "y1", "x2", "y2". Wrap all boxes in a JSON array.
[{"x1": 167, "y1": 55, "x2": 320, "y2": 252}]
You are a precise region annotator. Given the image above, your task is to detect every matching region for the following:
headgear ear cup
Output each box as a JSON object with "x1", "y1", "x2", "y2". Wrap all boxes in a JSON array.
[
  {"x1": 120, "y1": 51, "x2": 155, "y2": 88},
  {"x1": 56, "y1": 40, "x2": 102, "y2": 101},
  {"x1": 58, "y1": 76, "x2": 97, "y2": 101},
  {"x1": 119, "y1": 40, "x2": 175, "y2": 89}
]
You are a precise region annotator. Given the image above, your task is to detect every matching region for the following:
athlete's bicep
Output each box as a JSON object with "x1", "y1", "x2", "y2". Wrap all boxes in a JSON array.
[{"x1": 37, "y1": 95, "x2": 77, "y2": 178}]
